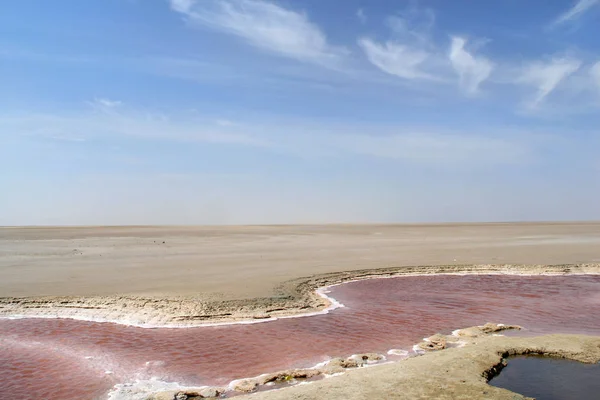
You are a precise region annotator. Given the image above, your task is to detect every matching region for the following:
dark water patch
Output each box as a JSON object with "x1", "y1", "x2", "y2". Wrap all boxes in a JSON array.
[{"x1": 489, "y1": 355, "x2": 600, "y2": 399}]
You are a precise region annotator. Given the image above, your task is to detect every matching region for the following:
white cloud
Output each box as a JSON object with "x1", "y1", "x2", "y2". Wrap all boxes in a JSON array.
[
  {"x1": 517, "y1": 58, "x2": 581, "y2": 107},
  {"x1": 553, "y1": 0, "x2": 599, "y2": 25},
  {"x1": 358, "y1": 5, "x2": 440, "y2": 82},
  {"x1": 168, "y1": 0, "x2": 345, "y2": 66},
  {"x1": 449, "y1": 37, "x2": 494, "y2": 95},
  {"x1": 360, "y1": 5, "x2": 496, "y2": 93},
  {"x1": 358, "y1": 38, "x2": 437, "y2": 80},
  {"x1": 356, "y1": 8, "x2": 366, "y2": 24}
]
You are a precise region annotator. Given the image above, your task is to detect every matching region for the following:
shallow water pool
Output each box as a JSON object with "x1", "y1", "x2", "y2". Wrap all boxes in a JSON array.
[{"x1": 489, "y1": 355, "x2": 600, "y2": 399}]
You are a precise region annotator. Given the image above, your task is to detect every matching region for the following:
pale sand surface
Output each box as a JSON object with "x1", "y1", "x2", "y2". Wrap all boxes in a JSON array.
[
  {"x1": 1, "y1": 223, "x2": 600, "y2": 326},
  {"x1": 2, "y1": 222, "x2": 600, "y2": 299}
]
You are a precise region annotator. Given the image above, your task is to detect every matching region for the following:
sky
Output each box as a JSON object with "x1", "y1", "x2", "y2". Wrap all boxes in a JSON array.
[{"x1": 1, "y1": 0, "x2": 600, "y2": 225}]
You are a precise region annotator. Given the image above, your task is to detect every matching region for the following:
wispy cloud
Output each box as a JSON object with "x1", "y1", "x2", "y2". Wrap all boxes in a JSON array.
[
  {"x1": 358, "y1": 38, "x2": 437, "y2": 80},
  {"x1": 386, "y1": 5, "x2": 435, "y2": 45},
  {"x1": 1, "y1": 106, "x2": 270, "y2": 147},
  {"x1": 169, "y1": 0, "x2": 196, "y2": 13},
  {"x1": 91, "y1": 98, "x2": 123, "y2": 108},
  {"x1": 552, "y1": 0, "x2": 599, "y2": 26},
  {"x1": 168, "y1": 0, "x2": 346, "y2": 66},
  {"x1": 356, "y1": 8, "x2": 366, "y2": 24},
  {"x1": 517, "y1": 57, "x2": 581, "y2": 108},
  {"x1": 358, "y1": 5, "x2": 443, "y2": 81},
  {"x1": 2, "y1": 104, "x2": 536, "y2": 167},
  {"x1": 448, "y1": 37, "x2": 494, "y2": 95},
  {"x1": 359, "y1": 4, "x2": 496, "y2": 95},
  {"x1": 170, "y1": 0, "x2": 196, "y2": 13}
]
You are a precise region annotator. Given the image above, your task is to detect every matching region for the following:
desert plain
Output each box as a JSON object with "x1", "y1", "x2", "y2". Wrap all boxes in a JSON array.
[{"x1": 2, "y1": 222, "x2": 600, "y2": 299}]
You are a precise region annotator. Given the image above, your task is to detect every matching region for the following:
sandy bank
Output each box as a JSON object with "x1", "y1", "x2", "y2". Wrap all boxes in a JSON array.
[
  {"x1": 230, "y1": 333, "x2": 600, "y2": 400},
  {"x1": 1, "y1": 263, "x2": 599, "y2": 327}
]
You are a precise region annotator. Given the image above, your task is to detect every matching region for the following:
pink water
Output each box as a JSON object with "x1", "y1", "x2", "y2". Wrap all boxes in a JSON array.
[{"x1": 1, "y1": 275, "x2": 599, "y2": 399}]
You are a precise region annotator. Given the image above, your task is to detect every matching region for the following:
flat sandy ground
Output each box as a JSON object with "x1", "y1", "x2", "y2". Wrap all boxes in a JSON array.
[{"x1": 1, "y1": 222, "x2": 600, "y2": 299}]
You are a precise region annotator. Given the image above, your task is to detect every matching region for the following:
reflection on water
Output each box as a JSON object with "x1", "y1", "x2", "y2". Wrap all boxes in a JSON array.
[
  {"x1": 489, "y1": 356, "x2": 600, "y2": 399},
  {"x1": 0, "y1": 275, "x2": 599, "y2": 399}
]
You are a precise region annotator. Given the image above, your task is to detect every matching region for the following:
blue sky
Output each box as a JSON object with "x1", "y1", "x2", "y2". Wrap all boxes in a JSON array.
[{"x1": 1, "y1": 0, "x2": 599, "y2": 225}]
